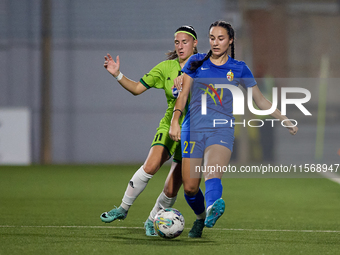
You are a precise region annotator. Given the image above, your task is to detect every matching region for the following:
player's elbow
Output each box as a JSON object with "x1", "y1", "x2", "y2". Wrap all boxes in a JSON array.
[
  {"x1": 130, "y1": 89, "x2": 143, "y2": 96},
  {"x1": 131, "y1": 91, "x2": 140, "y2": 96},
  {"x1": 131, "y1": 86, "x2": 146, "y2": 96}
]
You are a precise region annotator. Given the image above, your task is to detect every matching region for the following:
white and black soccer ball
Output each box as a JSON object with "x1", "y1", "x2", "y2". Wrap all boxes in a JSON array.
[{"x1": 153, "y1": 208, "x2": 185, "y2": 239}]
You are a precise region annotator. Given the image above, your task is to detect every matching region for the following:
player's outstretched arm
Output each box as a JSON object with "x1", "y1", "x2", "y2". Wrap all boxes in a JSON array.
[
  {"x1": 104, "y1": 53, "x2": 147, "y2": 96},
  {"x1": 169, "y1": 74, "x2": 192, "y2": 142},
  {"x1": 251, "y1": 85, "x2": 298, "y2": 135}
]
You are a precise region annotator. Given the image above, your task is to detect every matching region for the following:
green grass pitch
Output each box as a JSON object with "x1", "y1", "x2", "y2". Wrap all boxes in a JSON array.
[{"x1": 0, "y1": 164, "x2": 339, "y2": 255}]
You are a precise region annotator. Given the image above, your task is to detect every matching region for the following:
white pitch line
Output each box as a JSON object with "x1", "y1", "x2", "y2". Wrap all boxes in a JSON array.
[
  {"x1": 319, "y1": 171, "x2": 340, "y2": 185},
  {"x1": 0, "y1": 225, "x2": 339, "y2": 233},
  {"x1": 215, "y1": 228, "x2": 340, "y2": 233}
]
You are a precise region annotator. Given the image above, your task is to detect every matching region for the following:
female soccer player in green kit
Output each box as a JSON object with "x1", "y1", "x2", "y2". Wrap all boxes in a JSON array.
[{"x1": 100, "y1": 26, "x2": 200, "y2": 237}]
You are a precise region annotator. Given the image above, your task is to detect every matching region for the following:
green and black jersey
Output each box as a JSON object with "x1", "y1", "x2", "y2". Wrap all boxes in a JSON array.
[
  {"x1": 140, "y1": 59, "x2": 186, "y2": 161},
  {"x1": 140, "y1": 59, "x2": 186, "y2": 130}
]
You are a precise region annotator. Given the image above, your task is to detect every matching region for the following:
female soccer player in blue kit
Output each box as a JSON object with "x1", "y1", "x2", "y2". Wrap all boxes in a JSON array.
[
  {"x1": 169, "y1": 21, "x2": 298, "y2": 237},
  {"x1": 100, "y1": 26, "x2": 200, "y2": 237}
]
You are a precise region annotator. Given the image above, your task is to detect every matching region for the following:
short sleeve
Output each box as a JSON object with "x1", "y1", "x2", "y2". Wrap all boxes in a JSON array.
[
  {"x1": 240, "y1": 64, "x2": 257, "y2": 89},
  {"x1": 181, "y1": 53, "x2": 206, "y2": 79},
  {"x1": 140, "y1": 61, "x2": 165, "y2": 89}
]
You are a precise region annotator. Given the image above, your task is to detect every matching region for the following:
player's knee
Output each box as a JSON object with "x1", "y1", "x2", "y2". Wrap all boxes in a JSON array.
[
  {"x1": 183, "y1": 185, "x2": 199, "y2": 196},
  {"x1": 143, "y1": 162, "x2": 159, "y2": 175}
]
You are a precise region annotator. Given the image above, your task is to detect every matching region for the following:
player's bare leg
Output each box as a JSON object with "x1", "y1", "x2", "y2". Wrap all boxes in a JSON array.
[{"x1": 100, "y1": 145, "x2": 169, "y2": 223}]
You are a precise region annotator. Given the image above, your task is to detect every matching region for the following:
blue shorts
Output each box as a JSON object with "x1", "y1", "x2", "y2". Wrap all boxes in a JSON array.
[{"x1": 181, "y1": 128, "x2": 234, "y2": 158}]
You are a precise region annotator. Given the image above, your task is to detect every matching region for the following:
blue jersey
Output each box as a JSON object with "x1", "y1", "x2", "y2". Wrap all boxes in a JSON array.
[{"x1": 181, "y1": 53, "x2": 256, "y2": 132}]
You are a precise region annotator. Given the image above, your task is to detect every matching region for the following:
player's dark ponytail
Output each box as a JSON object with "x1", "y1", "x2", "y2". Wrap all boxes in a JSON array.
[
  {"x1": 230, "y1": 40, "x2": 235, "y2": 59},
  {"x1": 190, "y1": 21, "x2": 235, "y2": 71}
]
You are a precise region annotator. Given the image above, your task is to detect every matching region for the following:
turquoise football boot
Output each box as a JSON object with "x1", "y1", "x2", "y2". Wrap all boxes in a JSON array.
[
  {"x1": 100, "y1": 206, "x2": 128, "y2": 223},
  {"x1": 204, "y1": 198, "x2": 225, "y2": 228},
  {"x1": 144, "y1": 218, "x2": 158, "y2": 236},
  {"x1": 188, "y1": 219, "x2": 205, "y2": 238}
]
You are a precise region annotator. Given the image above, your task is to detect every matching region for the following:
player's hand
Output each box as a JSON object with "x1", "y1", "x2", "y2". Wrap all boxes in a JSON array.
[
  {"x1": 104, "y1": 53, "x2": 120, "y2": 77},
  {"x1": 171, "y1": 74, "x2": 184, "y2": 91},
  {"x1": 169, "y1": 122, "x2": 181, "y2": 142},
  {"x1": 287, "y1": 125, "x2": 298, "y2": 135}
]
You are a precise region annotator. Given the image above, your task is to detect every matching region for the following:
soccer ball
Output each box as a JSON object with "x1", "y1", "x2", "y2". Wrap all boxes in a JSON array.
[
  {"x1": 153, "y1": 208, "x2": 185, "y2": 239},
  {"x1": 172, "y1": 87, "x2": 180, "y2": 98}
]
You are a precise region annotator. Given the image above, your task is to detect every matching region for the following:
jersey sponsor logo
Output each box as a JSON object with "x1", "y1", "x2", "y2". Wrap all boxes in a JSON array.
[
  {"x1": 199, "y1": 82, "x2": 224, "y2": 115},
  {"x1": 199, "y1": 82, "x2": 223, "y2": 106},
  {"x1": 227, "y1": 70, "x2": 234, "y2": 81}
]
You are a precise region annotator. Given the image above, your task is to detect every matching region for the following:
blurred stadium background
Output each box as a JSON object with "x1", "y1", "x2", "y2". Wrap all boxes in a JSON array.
[{"x1": 0, "y1": 0, "x2": 339, "y2": 165}]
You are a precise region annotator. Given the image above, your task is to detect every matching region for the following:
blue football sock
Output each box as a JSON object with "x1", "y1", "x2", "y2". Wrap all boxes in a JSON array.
[
  {"x1": 205, "y1": 178, "x2": 223, "y2": 209},
  {"x1": 184, "y1": 188, "x2": 205, "y2": 215}
]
